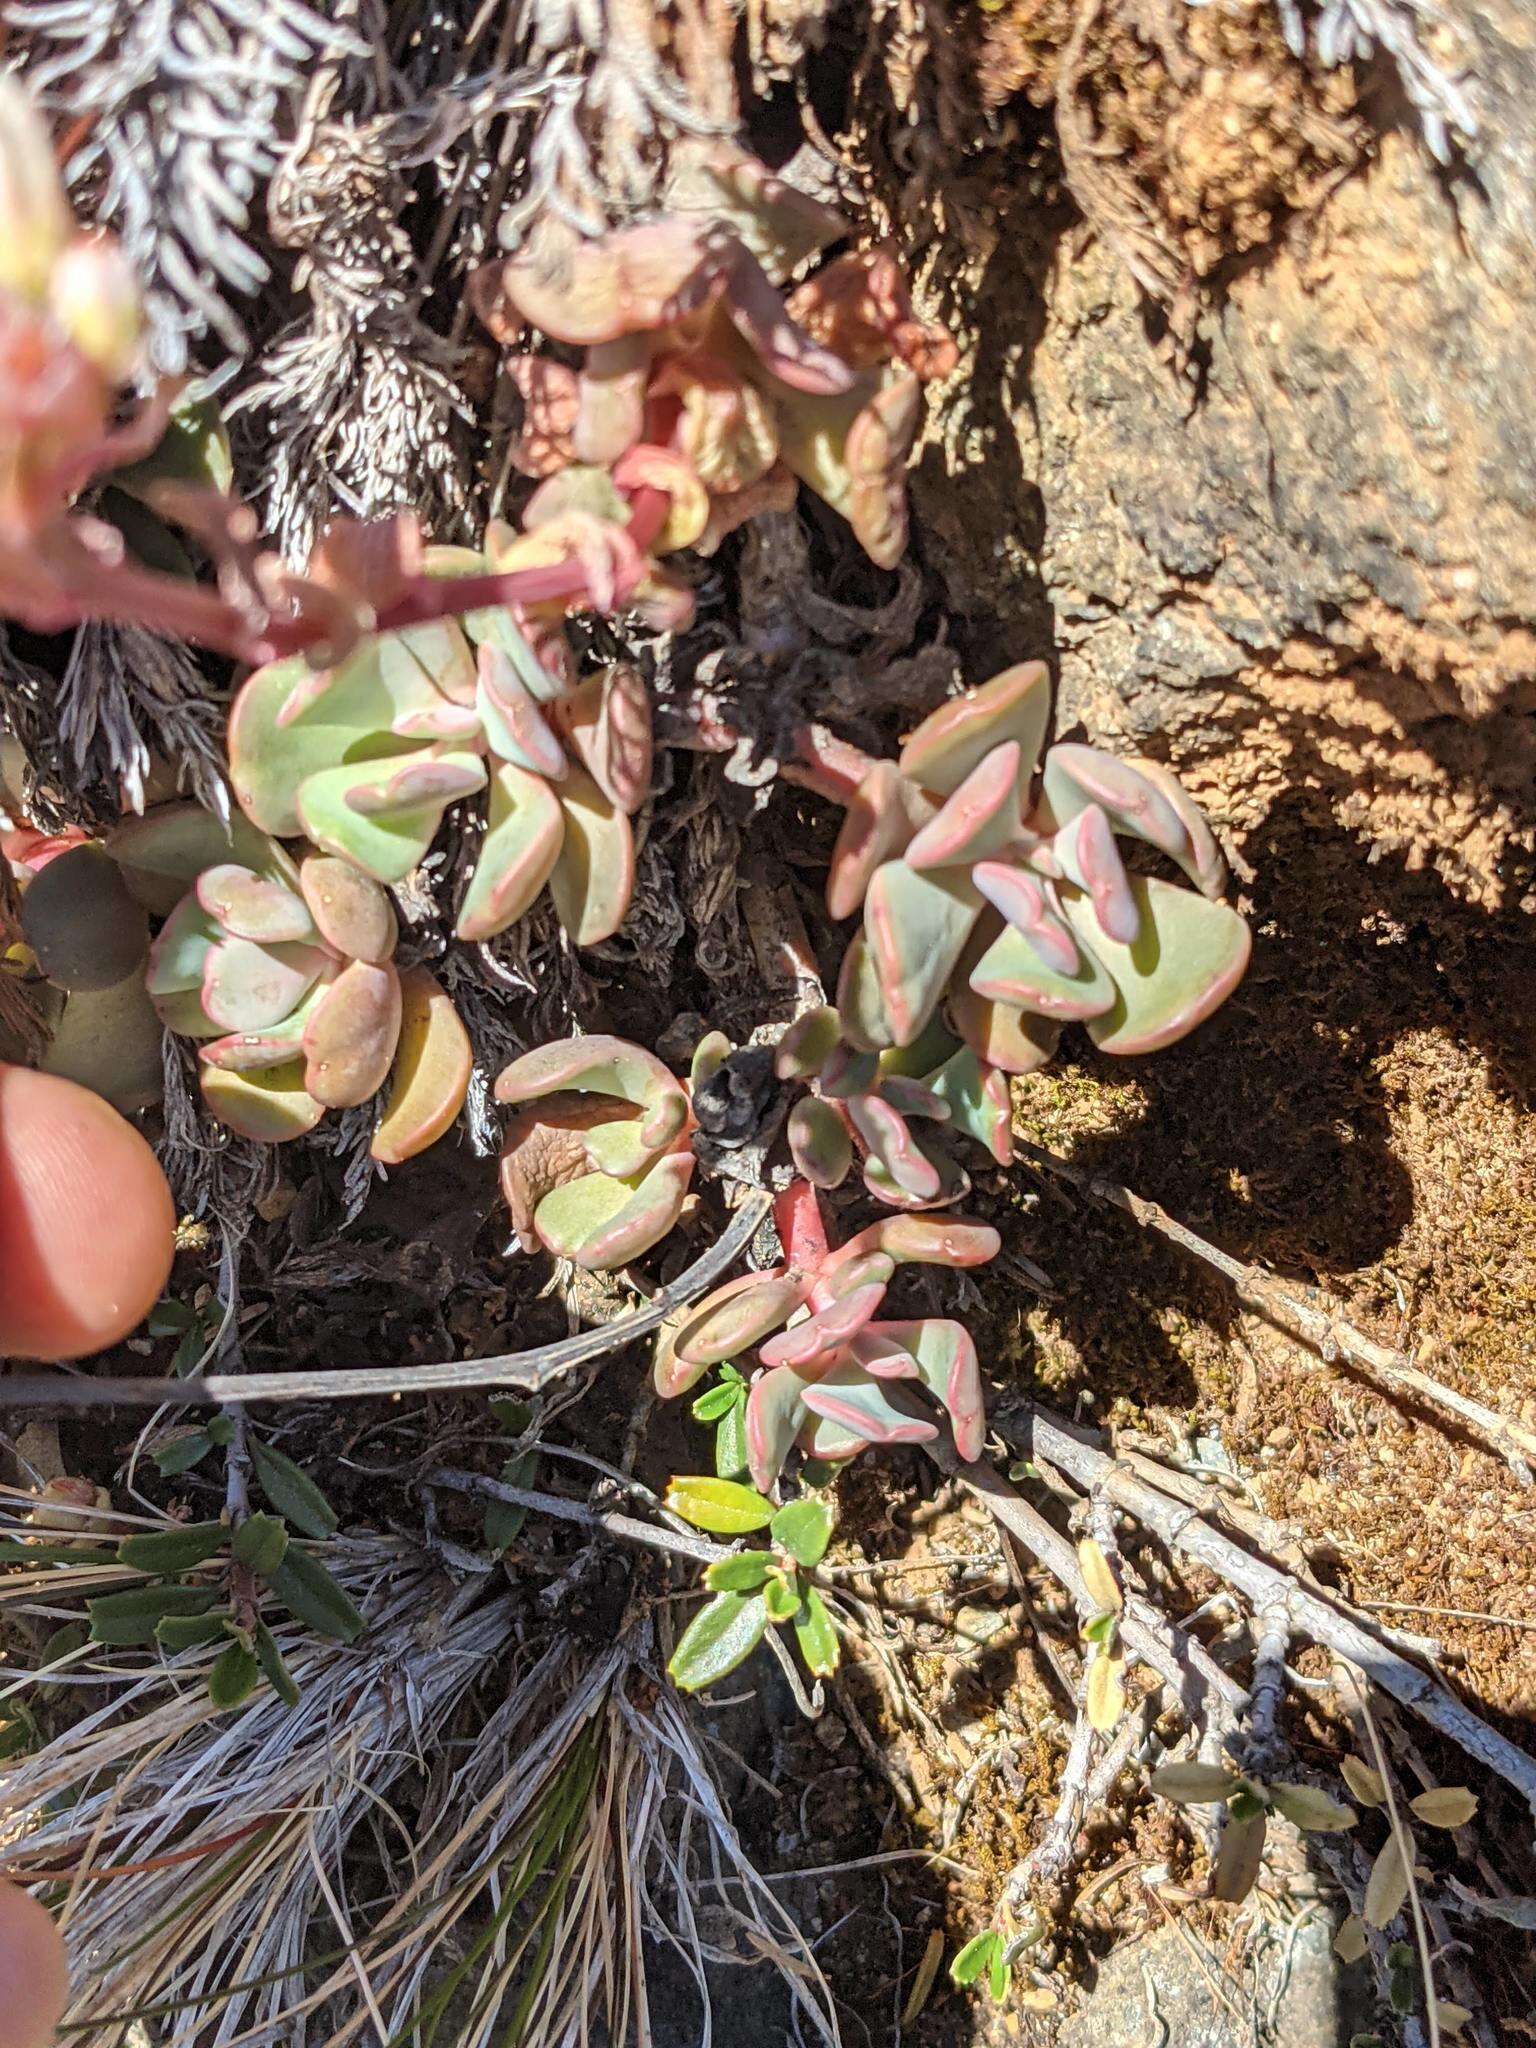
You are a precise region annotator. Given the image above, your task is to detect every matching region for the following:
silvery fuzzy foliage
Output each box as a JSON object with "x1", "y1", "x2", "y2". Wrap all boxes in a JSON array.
[
  {"x1": 1190, "y1": 0, "x2": 1477, "y2": 163},
  {"x1": 57, "y1": 622, "x2": 230, "y2": 820},
  {"x1": 9, "y1": 0, "x2": 355, "y2": 370}
]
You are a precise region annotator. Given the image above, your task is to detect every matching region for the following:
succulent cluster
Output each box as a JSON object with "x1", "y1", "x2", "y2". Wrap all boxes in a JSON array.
[
  {"x1": 655, "y1": 1181, "x2": 998, "y2": 1492},
  {"x1": 228, "y1": 579, "x2": 654, "y2": 951},
  {"x1": 496, "y1": 1035, "x2": 695, "y2": 1269},
  {"x1": 471, "y1": 141, "x2": 956, "y2": 569},
  {"x1": 803, "y1": 662, "x2": 1252, "y2": 1069},
  {"x1": 114, "y1": 801, "x2": 469, "y2": 1155},
  {"x1": 772, "y1": 1005, "x2": 1012, "y2": 1210}
]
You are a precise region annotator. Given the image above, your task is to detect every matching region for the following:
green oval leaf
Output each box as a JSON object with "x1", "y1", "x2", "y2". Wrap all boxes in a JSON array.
[
  {"x1": 207, "y1": 1641, "x2": 260, "y2": 1712},
  {"x1": 117, "y1": 1521, "x2": 227, "y2": 1574},
  {"x1": 484, "y1": 1450, "x2": 538, "y2": 1551},
  {"x1": 793, "y1": 1587, "x2": 841, "y2": 1677},
  {"x1": 667, "y1": 1590, "x2": 769, "y2": 1692},
  {"x1": 267, "y1": 1547, "x2": 364, "y2": 1643},
  {"x1": 254, "y1": 1621, "x2": 301, "y2": 1707},
  {"x1": 250, "y1": 1440, "x2": 339, "y2": 1539},
  {"x1": 770, "y1": 1498, "x2": 833, "y2": 1570},
  {"x1": 691, "y1": 1382, "x2": 741, "y2": 1423},
  {"x1": 231, "y1": 1513, "x2": 289, "y2": 1578},
  {"x1": 704, "y1": 1552, "x2": 773, "y2": 1593},
  {"x1": 151, "y1": 1429, "x2": 216, "y2": 1476},
  {"x1": 713, "y1": 1400, "x2": 749, "y2": 1480},
  {"x1": 950, "y1": 1931, "x2": 998, "y2": 1987},
  {"x1": 88, "y1": 1585, "x2": 219, "y2": 1645},
  {"x1": 664, "y1": 1476, "x2": 775, "y2": 1536},
  {"x1": 156, "y1": 1612, "x2": 233, "y2": 1653},
  {"x1": 763, "y1": 1571, "x2": 801, "y2": 1624}
]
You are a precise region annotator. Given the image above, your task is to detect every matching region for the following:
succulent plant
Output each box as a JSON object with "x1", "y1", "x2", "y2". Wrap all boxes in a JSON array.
[
  {"x1": 471, "y1": 142, "x2": 956, "y2": 569},
  {"x1": 797, "y1": 662, "x2": 1252, "y2": 1068},
  {"x1": 771, "y1": 1005, "x2": 1012, "y2": 1211},
  {"x1": 227, "y1": 558, "x2": 655, "y2": 951},
  {"x1": 3, "y1": 827, "x2": 163, "y2": 1112},
  {"x1": 126, "y1": 801, "x2": 469, "y2": 1153},
  {"x1": 496, "y1": 1035, "x2": 695, "y2": 1270},
  {"x1": 654, "y1": 1179, "x2": 998, "y2": 1493}
]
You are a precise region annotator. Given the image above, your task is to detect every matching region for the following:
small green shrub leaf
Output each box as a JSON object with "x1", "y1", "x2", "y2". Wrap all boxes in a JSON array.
[
  {"x1": 484, "y1": 1451, "x2": 538, "y2": 1551},
  {"x1": 793, "y1": 1588, "x2": 840, "y2": 1677},
  {"x1": 1269, "y1": 1783, "x2": 1357, "y2": 1833},
  {"x1": 986, "y1": 1943, "x2": 1011, "y2": 2003},
  {"x1": 253, "y1": 1621, "x2": 301, "y2": 1707},
  {"x1": 231, "y1": 1513, "x2": 289, "y2": 1577},
  {"x1": 152, "y1": 1429, "x2": 216, "y2": 1476},
  {"x1": 664, "y1": 1476, "x2": 775, "y2": 1535},
  {"x1": 667, "y1": 1590, "x2": 769, "y2": 1692},
  {"x1": 88, "y1": 1585, "x2": 219, "y2": 1645},
  {"x1": 117, "y1": 1521, "x2": 226, "y2": 1573},
  {"x1": 207, "y1": 1641, "x2": 260, "y2": 1711},
  {"x1": 156, "y1": 1612, "x2": 233, "y2": 1652},
  {"x1": 249, "y1": 1440, "x2": 339, "y2": 1539},
  {"x1": 691, "y1": 1381, "x2": 741, "y2": 1423},
  {"x1": 713, "y1": 1399, "x2": 749, "y2": 1479},
  {"x1": 1148, "y1": 1762, "x2": 1243, "y2": 1806},
  {"x1": 770, "y1": 1498, "x2": 832, "y2": 1569},
  {"x1": 950, "y1": 1931, "x2": 998, "y2": 1987},
  {"x1": 704, "y1": 1552, "x2": 772, "y2": 1593},
  {"x1": 268, "y1": 1547, "x2": 364, "y2": 1643},
  {"x1": 763, "y1": 1571, "x2": 801, "y2": 1624}
]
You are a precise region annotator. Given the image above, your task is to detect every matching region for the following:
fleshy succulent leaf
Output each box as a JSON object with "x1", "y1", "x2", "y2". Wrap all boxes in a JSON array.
[
  {"x1": 758, "y1": 1281, "x2": 887, "y2": 1370},
  {"x1": 899, "y1": 662, "x2": 1051, "y2": 797},
  {"x1": 1041, "y1": 743, "x2": 1225, "y2": 898},
  {"x1": 971, "y1": 863, "x2": 1080, "y2": 974},
  {"x1": 200, "y1": 1057, "x2": 325, "y2": 1142},
  {"x1": 456, "y1": 759, "x2": 566, "y2": 942},
  {"x1": 195, "y1": 864, "x2": 314, "y2": 945},
  {"x1": 904, "y1": 742, "x2": 1023, "y2": 869},
  {"x1": 834, "y1": 933, "x2": 895, "y2": 1052},
  {"x1": 1049, "y1": 805, "x2": 1139, "y2": 945},
  {"x1": 745, "y1": 1364, "x2": 812, "y2": 1494},
  {"x1": 297, "y1": 749, "x2": 486, "y2": 884},
  {"x1": 775, "y1": 1005, "x2": 843, "y2": 1080},
  {"x1": 946, "y1": 972, "x2": 1063, "y2": 1076},
  {"x1": 849, "y1": 1318, "x2": 986, "y2": 1459},
  {"x1": 924, "y1": 1046, "x2": 1013, "y2": 1164},
  {"x1": 475, "y1": 642, "x2": 568, "y2": 778},
  {"x1": 549, "y1": 663, "x2": 653, "y2": 815},
  {"x1": 788, "y1": 1095, "x2": 854, "y2": 1188},
  {"x1": 826, "y1": 1212, "x2": 1001, "y2": 1272},
  {"x1": 201, "y1": 938, "x2": 330, "y2": 1032},
  {"x1": 301, "y1": 959, "x2": 402, "y2": 1109},
  {"x1": 495, "y1": 1036, "x2": 688, "y2": 1176},
  {"x1": 773, "y1": 367, "x2": 921, "y2": 568},
  {"x1": 799, "y1": 1365, "x2": 940, "y2": 1451},
  {"x1": 108, "y1": 801, "x2": 300, "y2": 917},
  {"x1": 967, "y1": 915, "x2": 1117, "y2": 1022},
  {"x1": 847, "y1": 1094, "x2": 943, "y2": 1200},
  {"x1": 532, "y1": 1150, "x2": 694, "y2": 1270},
  {"x1": 1058, "y1": 875, "x2": 1251, "y2": 1054},
  {"x1": 864, "y1": 860, "x2": 980, "y2": 1047},
  {"x1": 371, "y1": 967, "x2": 471, "y2": 1164},
  {"x1": 298, "y1": 854, "x2": 396, "y2": 964},
  {"x1": 549, "y1": 767, "x2": 635, "y2": 946},
  {"x1": 675, "y1": 1272, "x2": 810, "y2": 1369},
  {"x1": 826, "y1": 762, "x2": 927, "y2": 920},
  {"x1": 20, "y1": 843, "x2": 148, "y2": 991}
]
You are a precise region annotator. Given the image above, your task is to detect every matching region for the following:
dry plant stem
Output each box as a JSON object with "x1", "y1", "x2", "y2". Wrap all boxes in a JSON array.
[
  {"x1": 1015, "y1": 1139, "x2": 1536, "y2": 1484},
  {"x1": 924, "y1": 1437, "x2": 1244, "y2": 1725},
  {"x1": 0, "y1": 1191, "x2": 773, "y2": 1411},
  {"x1": 1345, "y1": 1668, "x2": 1444, "y2": 2048},
  {"x1": 422, "y1": 1465, "x2": 728, "y2": 1568},
  {"x1": 1024, "y1": 1411, "x2": 1536, "y2": 1818}
]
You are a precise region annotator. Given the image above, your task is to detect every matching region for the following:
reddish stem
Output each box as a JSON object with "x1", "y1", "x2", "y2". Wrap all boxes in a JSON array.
[
  {"x1": 779, "y1": 722, "x2": 879, "y2": 805},
  {"x1": 774, "y1": 1178, "x2": 830, "y2": 1270}
]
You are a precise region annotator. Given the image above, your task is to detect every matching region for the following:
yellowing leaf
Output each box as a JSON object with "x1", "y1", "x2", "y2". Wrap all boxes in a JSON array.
[
  {"x1": 1148, "y1": 1762, "x2": 1244, "y2": 1806},
  {"x1": 1434, "y1": 2003, "x2": 1473, "y2": 2037},
  {"x1": 1409, "y1": 1786, "x2": 1478, "y2": 1830},
  {"x1": 1086, "y1": 1648, "x2": 1125, "y2": 1732},
  {"x1": 1333, "y1": 1914, "x2": 1368, "y2": 1963},
  {"x1": 1268, "y1": 1782, "x2": 1358, "y2": 1833},
  {"x1": 1341, "y1": 1757, "x2": 1387, "y2": 1807},
  {"x1": 1211, "y1": 1810, "x2": 1266, "y2": 1904},
  {"x1": 1364, "y1": 1835, "x2": 1410, "y2": 1930},
  {"x1": 1076, "y1": 1536, "x2": 1121, "y2": 1614}
]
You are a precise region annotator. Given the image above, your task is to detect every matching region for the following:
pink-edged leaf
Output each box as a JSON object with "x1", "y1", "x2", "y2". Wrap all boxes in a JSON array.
[
  {"x1": 1050, "y1": 806, "x2": 1139, "y2": 945},
  {"x1": 826, "y1": 762, "x2": 928, "y2": 920},
  {"x1": 864, "y1": 860, "x2": 980, "y2": 1048},
  {"x1": 787, "y1": 1096, "x2": 853, "y2": 1189},
  {"x1": 298, "y1": 854, "x2": 397, "y2": 965},
  {"x1": 946, "y1": 920, "x2": 1064, "y2": 1072},
  {"x1": 826, "y1": 1213, "x2": 1001, "y2": 1272},
  {"x1": 500, "y1": 1097, "x2": 638, "y2": 1251},
  {"x1": 196, "y1": 864, "x2": 314, "y2": 945},
  {"x1": 200, "y1": 1057, "x2": 325, "y2": 1143},
  {"x1": 144, "y1": 893, "x2": 221, "y2": 996},
  {"x1": 201, "y1": 938, "x2": 330, "y2": 1032},
  {"x1": 151, "y1": 987, "x2": 222, "y2": 1040},
  {"x1": 1041, "y1": 744, "x2": 1225, "y2": 898},
  {"x1": 1059, "y1": 875, "x2": 1252, "y2": 1055},
  {"x1": 875, "y1": 1074, "x2": 951, "y2": 1122},
  {"x1": 109, "y1": 802, "x2": 299, "y2": 917},
  {"x1": 301, "y1": 959, "x2": 403, "y2": 1109},
  {"x1": 808, "y1": 1249, "x2": 895, "y2": 1309},
  {"x1": 834, "y1": 936, "x2": 895, "y2": 1052},
  {"x1": 900, "y1": 662, "x2": 1052, "y2": 798},
  {"x1": 656, "y1": 1268, "x2": 790, "y2": 1399},
  {"x1": 505, "y1": 355, "x2": 580, "y2": 476},
  {"x1": 298, "y1": 750, "x2": 486, "y2": 885},
  {"x1": 549, "y1": 767, "x2": 635, "y2": 946},
  {"x1": 966, "y1": 917, "x2": 1116, "y2": 1021},
  {"x1": 481, "y1": 218, "x2": 718, "y2": 346},
  {"x1": 759, "y1": 1281, "x2": 886, "y2": 1370},
  {"x1": 925, "y1": 1046, "x2": 1013, "y2": 1164},
  {"x1": 971, "y1": 863, "x2": 1080, "y2": 974},
  {"x1": 344, "y1": 751, "x2": 486, "y2": 817},
  {"x1": 819, "y1": 1045, "x2": 879, "y2": 1100},
  {"x1": 675, "y1": 1271, "x2": 811, "y2": 1368},
  {"x1": 662, "y1": 140, "x2": 849, "y2": 283},
  {"x1": 774, "y1": 368, "x2": 920, "y2": 568},
  {"x1": 775, "y1": 1005, "x2": 842, "y2": 1081},
  {"x1": 372, "y1": 967, "x2": 471, "y2": 1164},
  {"x1": 904, "y1": 742, "x2": 1023, "y2": 870},
  {"x1": 200, "y1": 980, "x2": 328, "y2": 1072},
  {"x1": 476, "y1": 642, "x2": 568, "y2": 779},
  {"x1": 745, "y1": 1364, "x2": 813, "y2": 1494},
  {"x1": 799, "y1": 1367, "x2": 940, "y2": 1451},
  {"x1": 456, "y1": 760, "x2": 565, "y2": 943},
  {"x1": 849, "y1": 1318, "x2": 985, "y2": 1460},
  {"x1": 847, "y1": 1095, "x2": 942, "y2": 1201},
  {"x1": 573, "y1": 334, "x2": 651, "y2": 465},
  {"x1": 494, "y1": 1034, "x2": 689, "y2": 1176},
  {"x1": 533, "y1": 1151, "x2": 694, "y2": 1271},
  {"x1": 549, "y1": 663, "x2": 653, "y2": 815},
  {"x1": 863, "y1": 1142, "x2": 968, "y2": 1213}
]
